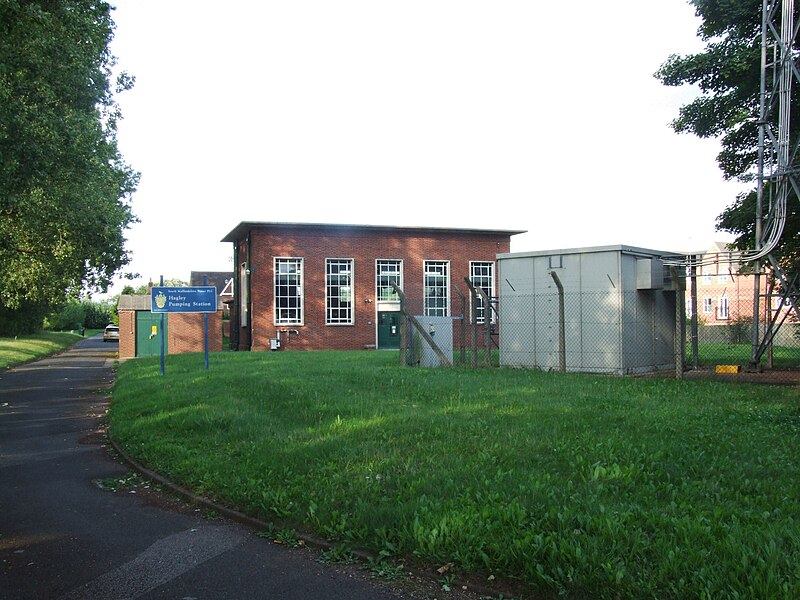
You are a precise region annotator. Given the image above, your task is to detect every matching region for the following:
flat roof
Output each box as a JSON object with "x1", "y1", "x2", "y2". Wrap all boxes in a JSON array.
[
  {"x1": 221, "y1": 221, "x2": 526, "y2": 243},
  {"x1": 497, "y1": 244, "x2": 685, "y2": 260}
]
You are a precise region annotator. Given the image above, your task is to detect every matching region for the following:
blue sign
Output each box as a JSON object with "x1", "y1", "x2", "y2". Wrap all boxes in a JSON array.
[{"x1": 151, "y1": 286, "x2": 217, "y2": 313}]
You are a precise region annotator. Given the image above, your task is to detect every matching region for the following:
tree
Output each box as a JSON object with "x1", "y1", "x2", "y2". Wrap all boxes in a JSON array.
[
  {"x1": 0, "y1": 0, "x2": 138, "y2": 335},
  {"x1": 45, "y1": 298, "x2": 115, "y2": 330},
  {"x1": 119, "y1": 278, "x2": 187, "y2": 295},
  {"x1": 656, "y1": 0, "x2": 800, "y2": 273}
]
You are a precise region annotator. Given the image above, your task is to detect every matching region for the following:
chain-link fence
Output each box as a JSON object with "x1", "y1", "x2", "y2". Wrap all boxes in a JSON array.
[
  {"x1": 495, "y1": 289, "x2": 681, "y2": 376},
  {"x1": 682, "y1": 272, "x2": 800, "y2": 384},
  {"x1": 397, "y1": 276, "x2": 800, "y2": 385}
]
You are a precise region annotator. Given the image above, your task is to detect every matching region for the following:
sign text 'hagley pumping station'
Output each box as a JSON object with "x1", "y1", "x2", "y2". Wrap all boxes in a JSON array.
[{"x1": 150, "y1": 286, "x2": 217, "y2": 313}]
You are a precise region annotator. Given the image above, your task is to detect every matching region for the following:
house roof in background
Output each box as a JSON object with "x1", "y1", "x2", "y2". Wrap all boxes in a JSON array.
[{"x1": 190, "y1": 271, "x2": 233, "y2": 293}]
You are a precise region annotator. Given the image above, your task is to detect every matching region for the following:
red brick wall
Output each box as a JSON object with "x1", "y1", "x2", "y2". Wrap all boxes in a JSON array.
[
  {"x1": 168, "y1": 311, "x2": 223, "y2": 354},
  {"x1": 118, "y1": 310, "x2": 223, "y2": 357},
  {"x1": 236, "y1": 225, "x2": 511, "y2": 351},
  {"x1": 119, "y1": 310, "x2": 136, "y2": 358}
]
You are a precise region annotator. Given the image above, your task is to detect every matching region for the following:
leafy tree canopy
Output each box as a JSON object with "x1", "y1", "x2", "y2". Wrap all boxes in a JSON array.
[
  {"x1": 45, "y1": 298, "x2": 116, "y2": 331},
  {"x1": 656, "y1": 0, "x2": 800, "y2": 272},
  {"x1": 120, "y1": 278, "x2": 187, "y2": 296},
  {"x1": 0, "y1": 0, "x2": 138, "y2": 335}
]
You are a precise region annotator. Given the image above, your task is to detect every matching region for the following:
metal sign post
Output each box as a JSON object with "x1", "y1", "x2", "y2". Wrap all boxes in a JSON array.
[
  {"x1": 159, "y1": 276, "x2": 165, "y2": 376},
  {"x1": 150, "y1": 283, "x2": 218, "y2": 375},
  {"x1": 203, "y1": 275, "x2": 209, "y2": 370}
]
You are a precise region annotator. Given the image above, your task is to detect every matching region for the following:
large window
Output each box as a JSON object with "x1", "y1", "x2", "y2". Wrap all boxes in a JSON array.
[
  {"x1": 274, "y1": 257, "x2": 303, "y2": 325},
  {"x1": 376, "y1": 259, "x2": 402, "y2": 301},
  {"x1": 424, "y1": 260, "x2": 449, "y2": 316},
  {"x1": 470, "y1": 261, "x2": 494, "y2": 323},
  {"x1": 327, "y1": 258, "x2": 353, "y2": 325}
]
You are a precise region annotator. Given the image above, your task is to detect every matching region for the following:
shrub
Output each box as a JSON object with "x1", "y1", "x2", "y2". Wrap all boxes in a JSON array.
[{"x1": 45, "y1": 299, "x2": 115, "y2": 331}]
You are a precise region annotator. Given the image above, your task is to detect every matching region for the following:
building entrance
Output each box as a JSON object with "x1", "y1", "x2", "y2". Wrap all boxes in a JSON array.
[{"x1": 377, "y1": 311, "x2": 401, "y2": 349}]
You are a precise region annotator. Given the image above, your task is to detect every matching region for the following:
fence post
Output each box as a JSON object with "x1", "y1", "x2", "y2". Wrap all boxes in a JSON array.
[
  {"x1": 478, "y1": 288, "x2": 493, "y2": 367},
  {"x1": 549, "y1": 271, "x2": 566, "y2": 373},
  {"x1": 468, "y1": 284, "x2": 478, "y2": 368},
  {"x1": 454, "y1": 284, "x2": 466, "y2": 366},
  {"x1": 399, "y1": 311, "x2": 407, "y2": 367},
  {"x1": 766, "y1": 284, "x2": 774, "y2": 369},
  {"x1": 671, "y1": 266, "x2": 685, "y2": 379},
  {"x1": 391, "y1": 283, "x2": 451, "y2": 367},
  {"x1": 689, "y1": 255, "x2": 699, "y2": 369},
  {"x1": 464, "y1": 278, "x2": 491, "y2": 367}
]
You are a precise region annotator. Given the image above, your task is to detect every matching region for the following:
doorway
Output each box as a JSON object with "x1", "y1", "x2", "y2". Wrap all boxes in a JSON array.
[
  {"x1": 136, "y1": 311, "x2": 168, "y2": 357},
  {"x1": 377, "y1": 311, "x2": 401, "y2": 349}
]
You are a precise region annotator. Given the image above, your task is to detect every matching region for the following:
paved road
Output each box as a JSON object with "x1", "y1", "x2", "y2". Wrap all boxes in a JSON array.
[{"x1": 0, "y1": 336, "x2": 411, "y2": 600}]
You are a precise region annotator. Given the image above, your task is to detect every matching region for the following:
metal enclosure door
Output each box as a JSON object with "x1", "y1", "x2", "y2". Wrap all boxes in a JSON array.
[
  {"x1": 377, "y1": 311, "x2": 400, "y2": 349},
  {"x1": 136, "y1": 311, "x2": 168, "y2": 357}
]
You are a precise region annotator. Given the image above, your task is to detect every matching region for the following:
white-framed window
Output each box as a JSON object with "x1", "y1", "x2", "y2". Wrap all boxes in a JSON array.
[
  {"x1": 702, "y1": 297, "x2": 713, "y2": 314},
  {"x1": 470, "y1": 261, "x2": 495, "y2": 323},
  {"x1": 376, "y1": 259, "x2": 402, "y2": 301},
  {"x1": 326, "y1": 258, "x2": 353, "y2": 325},
  {"x1": 424, "y1": 260, "x2": 449, "y2": 316},
  {"x1": 702, "y1": 266, "x2": 713, "y2": 284},
  {"x1": 274, "y1": 257, "x2": 303, "y2": 325},
  {"x1": 718, "y1": 296, "x2": 730, "y2": 320},
  {"x1": 686, "y1": 298, "x2": 694, "y2": 318}
]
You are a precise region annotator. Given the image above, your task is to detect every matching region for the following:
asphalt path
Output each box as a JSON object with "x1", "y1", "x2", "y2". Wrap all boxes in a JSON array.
[{"x1": 0, "y1": 336, "x2": 413, "y2": 600}]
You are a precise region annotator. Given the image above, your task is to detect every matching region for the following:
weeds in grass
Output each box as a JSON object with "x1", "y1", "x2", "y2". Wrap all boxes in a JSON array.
[
  {"x1": 257, "y1": 526, "x2": 299, "y2": 547},
  {"x1": 96, "y1": 471, "x2": 153, "y2": 493},
  {"x1": 110, "y1": 350, "x2": 800, "y2": 600},
  {"x1": 367, "y1": 551, "x2": 406, "y2": 581},
  {"x1": 318, "y1": 545, "x2": 358, "y2": 566},
  {"x1": 438, "y1": 573, "x2": 456, "y2": 592}
]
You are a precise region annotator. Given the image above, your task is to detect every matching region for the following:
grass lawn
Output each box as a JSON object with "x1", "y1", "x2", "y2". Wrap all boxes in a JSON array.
[
  {"x1": 693, "y1": 342, "x2": 799, "y2": 369},
  {"x1": 110, "y1": 351, "x2": 800, "y2": 600},
  {"x1": 0, "y1": 331, "x2": 87, "y2": 369}
]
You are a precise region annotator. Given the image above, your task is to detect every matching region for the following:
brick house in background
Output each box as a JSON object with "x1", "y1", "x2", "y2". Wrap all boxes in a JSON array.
[
  {"x1": 687, "y1": 241, "x2": 765, "y2": 325},
  {"x1": 682, "y1": 242, "x2": 800, "y2": 348},
  {"x1": 221, "y1": 222, "x2": 524, "y2": 351}
]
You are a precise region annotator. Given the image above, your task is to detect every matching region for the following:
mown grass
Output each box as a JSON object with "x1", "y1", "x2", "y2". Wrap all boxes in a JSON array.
[
  {"x1": 110, "y1": 351, "x2": 800, "y2": 599},
  {"x1": 694, "y1": 342, "x2": 799, "y2": 369},
  {"x1": 0, "y1": 331, "x2": 86, "y2": 369}
]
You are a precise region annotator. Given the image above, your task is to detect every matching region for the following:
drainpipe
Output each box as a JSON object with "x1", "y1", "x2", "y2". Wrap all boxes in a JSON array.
[
  {"x1": 245, "y1": 233, "x2": 252, "y2": 351},
  {"x1": 231, "y1": 243, "x2": 239, "y2": 350}
]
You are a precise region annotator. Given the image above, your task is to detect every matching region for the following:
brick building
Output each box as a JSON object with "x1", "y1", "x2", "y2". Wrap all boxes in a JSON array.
[
  {"x1": 118, "y1": 293, "x2": 223, "y2": 358},
  {"x1": 687, "y1": 241, "x2": 765, "y2": 325},
  {"x1": 221, "y1": 222, "x2": 524, "y2": 351}
]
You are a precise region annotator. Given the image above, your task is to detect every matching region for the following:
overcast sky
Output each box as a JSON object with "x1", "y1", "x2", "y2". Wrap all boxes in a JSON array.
[{"x1": 105, "y1": 0, "x2": 747, "y2": 293}]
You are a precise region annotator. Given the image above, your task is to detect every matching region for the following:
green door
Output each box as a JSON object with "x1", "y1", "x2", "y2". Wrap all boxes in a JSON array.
[
  {"x1": 136, "y1": 311, "x2": 168, "y2": 357},
  {"x1": 377, "y1": 311, "x2": 401, "y2": 349}
]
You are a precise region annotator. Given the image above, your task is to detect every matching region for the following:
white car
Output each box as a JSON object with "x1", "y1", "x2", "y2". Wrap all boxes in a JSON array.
[{"x1": 103, "y1": 324, "x2": 119, "y2": 342}]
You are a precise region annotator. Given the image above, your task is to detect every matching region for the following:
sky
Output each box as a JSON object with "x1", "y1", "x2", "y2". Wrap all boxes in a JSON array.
[{"x1": 104, "y1": 0, "x2": 748, "y2": 295}]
